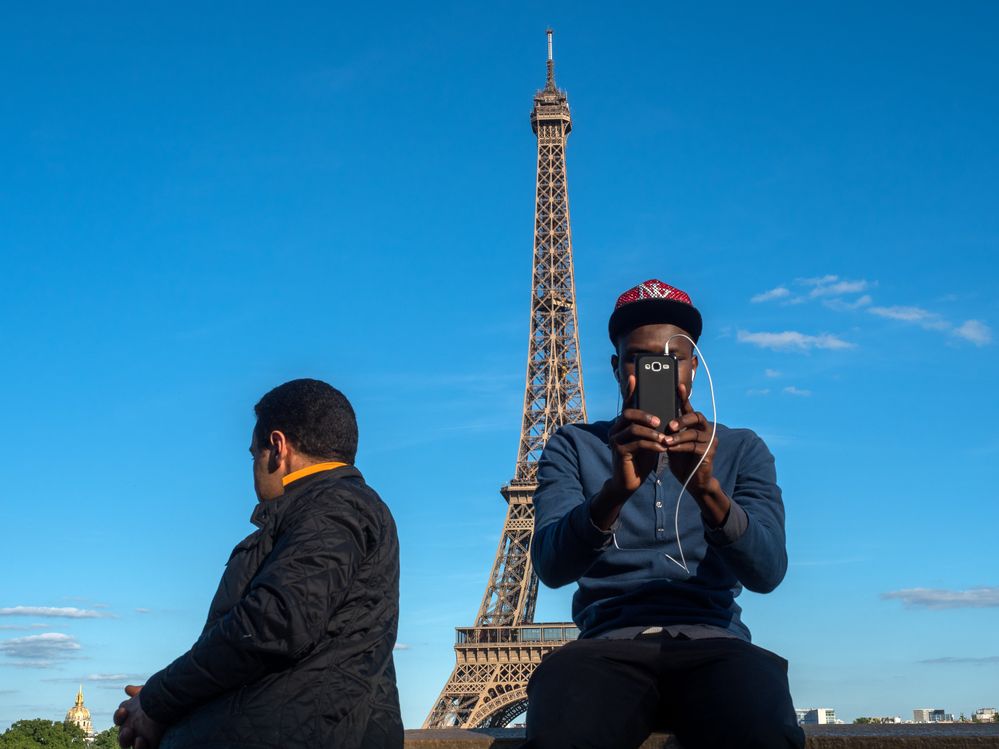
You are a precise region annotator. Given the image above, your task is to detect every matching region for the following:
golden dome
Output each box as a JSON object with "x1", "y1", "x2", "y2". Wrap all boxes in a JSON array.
[{"x1": 65, "y1": 685, "x2": 92, "y2": 728}]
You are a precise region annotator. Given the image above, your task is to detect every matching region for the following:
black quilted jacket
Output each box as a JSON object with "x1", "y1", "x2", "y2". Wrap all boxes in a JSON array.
[{"x1": 141, "y1": 465, "x2": 402, "y2": 748}]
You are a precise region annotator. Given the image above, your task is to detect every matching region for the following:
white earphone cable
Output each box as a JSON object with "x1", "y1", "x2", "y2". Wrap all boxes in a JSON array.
[{"x1": 612, "y1": 333, "x2": 717, "y2": 575}]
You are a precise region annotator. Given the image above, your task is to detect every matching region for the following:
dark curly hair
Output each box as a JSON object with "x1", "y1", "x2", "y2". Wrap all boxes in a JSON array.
[{"x1": 254, "y1": 379, "x2": 358, "y2": 463}]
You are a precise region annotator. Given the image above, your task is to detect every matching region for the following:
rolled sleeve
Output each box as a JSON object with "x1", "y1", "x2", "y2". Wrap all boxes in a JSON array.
[
  {"x1": 709, "y1": 437, "x2": 789, "y2": 594},
  {"x1": 703, "y1": 500, "x2": 748, "y2": 547}
]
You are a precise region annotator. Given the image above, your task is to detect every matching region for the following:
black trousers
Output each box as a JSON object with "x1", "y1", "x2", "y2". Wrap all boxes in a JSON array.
[{"x1": 523, "y1": 636, "x2": 805, "y2": 749}]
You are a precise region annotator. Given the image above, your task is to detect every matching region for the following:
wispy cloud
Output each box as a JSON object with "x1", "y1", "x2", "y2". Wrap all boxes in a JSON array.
[
  {"x1": 135, "y1": 608, "x2": 151, "y2": 615},
  {"x1": 746, "y1": 388, "x2": 771, "y2": 396},
  {"x1": 45, "y1": 672, "x2": 147, "y2": 684},
  {"x1": 0, "y1": 606, "x2": 111, "y2": 619},
  {"x1": 0, "y1": 632, "x2": 81, "y2": 666},
  {"x1": 783, "y1": 386, "x2": 812, "y2": 397},
  {"x1": 824, "y1": 294, "x2": 872, "y2": 311},
  {"x1": 953, "y1": 320, "x2": 992, "y2": 346},
  {"x1": 882, "y1": 586, "x2": 999, "y2": 610},
  {"x1": 867, "y1": 306, "x2": 992, "y2": 346},
  {"x1": 798, "y1": 274, "x2": 840, "y2": 286},
  {"x1": 394, "y1": 643, "x2": 411, "y2": 651},
  {"x1": 764, "y1": 369, "x2": 782, "y2": 378},
  {"x1": 919, "y1": 656, "x2": 999, "y2": 665},
  {"x1": 809, "y1": 278, "x2": 870, "y2": 298},
  {"x1": 868, "y1": 305, "x2": 949, "y2": 330},
  {"x1": 737, "y1": 330, "x2": 855, "y2": 351},
  {"x1": 751, "y1": 286, "x2": 790, "y2": 303},
  {"x1": 753, "y1": 276, "x2": 871, "y2": 305}
]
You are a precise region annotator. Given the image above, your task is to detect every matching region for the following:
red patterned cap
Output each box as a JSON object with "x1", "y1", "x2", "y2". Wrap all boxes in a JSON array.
[{"x1": 608, "y1": 279, "x2": 703, "y2": 343}]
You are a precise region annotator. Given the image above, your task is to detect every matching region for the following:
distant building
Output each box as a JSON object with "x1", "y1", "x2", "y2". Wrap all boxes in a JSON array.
[
  {"x1": 65, "y1": 685, "x2": 93, "y2": 739},
  {"x1": 975, "y1": 708, "x2": 997, "y2": 722},
  {"x1": 798, "y1": 708, "x2": 838, "y2": 725},
  {"x1": 913, "y1": 708, "x2": 947, "y2": 723}
]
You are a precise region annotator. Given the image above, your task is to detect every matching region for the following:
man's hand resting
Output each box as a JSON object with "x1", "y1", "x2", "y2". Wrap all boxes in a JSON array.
[{"x1": 114, "y1": 685, "x2": 165, "y2": 749}]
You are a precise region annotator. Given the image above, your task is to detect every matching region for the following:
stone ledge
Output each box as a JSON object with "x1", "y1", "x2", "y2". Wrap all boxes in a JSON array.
[{"x1": 405, "y1": 725, "x2": 999, "y2": 748}]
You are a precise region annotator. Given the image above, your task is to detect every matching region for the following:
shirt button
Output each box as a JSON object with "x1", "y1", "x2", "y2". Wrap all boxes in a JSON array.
[
  {"x1": 656, "y1": 479, "x2": 661, "y2": 486},
  {"x1": 657, "y1": 528, "x2": 664, "y2": 533},
  {"x1": 656, "y1": 502, "x2": 663, "y2": 508}
]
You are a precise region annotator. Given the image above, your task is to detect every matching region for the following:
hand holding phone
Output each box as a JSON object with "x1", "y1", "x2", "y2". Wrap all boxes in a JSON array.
[{"x1": 633, "y1": 354, "x2": 681, "y2": 433}]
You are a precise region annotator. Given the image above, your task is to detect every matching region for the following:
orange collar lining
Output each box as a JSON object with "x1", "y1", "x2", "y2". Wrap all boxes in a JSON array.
[{"x1": 282, "y1": 461, "x2": 348, "y2": 487}]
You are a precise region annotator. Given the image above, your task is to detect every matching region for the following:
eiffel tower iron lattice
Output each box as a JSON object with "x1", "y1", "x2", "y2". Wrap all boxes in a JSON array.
[{"x1": 423, "y1": 30, "x2": 587, "y2": 729}]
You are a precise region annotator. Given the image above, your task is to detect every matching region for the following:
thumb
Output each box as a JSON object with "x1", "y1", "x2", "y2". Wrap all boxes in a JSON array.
[
  {"x1": 125, "y1": 684, "x2": 143, "y2": 697},
  {"x1": 625, "y1": 374, "x2": 637, "y2": 403}
]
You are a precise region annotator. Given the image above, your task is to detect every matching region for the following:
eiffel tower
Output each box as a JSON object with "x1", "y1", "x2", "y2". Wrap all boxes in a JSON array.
[{"x1": 424, "y1": 29, "x2": 587, "y2": 729}]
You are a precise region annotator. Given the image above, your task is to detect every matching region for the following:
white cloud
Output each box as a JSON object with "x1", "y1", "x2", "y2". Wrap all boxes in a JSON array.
[
  {"x1": 0, "y1": 632, "x2": 81, "y2": 664},
  {"x1": 809, "y1": 279, "x2": 870, "y2": 298},
  {"x1": 764, "y1": 369, "x2": 782, "y2": 378},
  {"x1": 0, "y1": 606, "x2": 110, "y2": 619},
  {"x1": 135, "y1": 608, "x2": 151, "y2": 615},
  {"x1": 783, "y1": 386, "x2": 812, "y2": 397},
  {"x1": 825, "y1": 294, "x2": 872, "y2": 311},
  {"x1": 920, "y1": 656, "x2": 999, "y2": 665},
  {"x1": 952, "y1": 320, "x2": 992, "y2": 346},
  {"x1": 882, "y1": 586, "x2": 999, "y2": 610},
  {"x1": 393, "y1": 643, "x2": 411, "y2": 651},
  {"x1": 854, "y1": 294, "x2": 873, "y2": 307},
  {"x1": 868, "y1": 305, "x2": 948, "y2": 330},
  {"x1": 45, "y1": 672, "x2": 147, "y2": 684},
  {"x1": 746, "y1": 388, "x2": 771, "y2": 396},
  {"x1": 737, "y1": 330, "x2": 855, "y2": 351},
  {"x1": 797, "y1": 274, "x2": 840, "y2": 286},
  {"x1": 751, "y1": 286, "x2": 791, "y2": 303}
]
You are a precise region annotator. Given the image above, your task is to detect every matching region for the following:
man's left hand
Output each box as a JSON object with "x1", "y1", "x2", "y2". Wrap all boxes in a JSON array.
[
  {"x1": 664, "y1": 384, "x2": 730, "y2": 526},
  {"x1": 114, "y1": 685, "x2": 165, "y2": 749}
]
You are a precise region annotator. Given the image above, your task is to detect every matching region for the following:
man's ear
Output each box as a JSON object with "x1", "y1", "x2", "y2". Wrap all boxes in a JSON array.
[
  {"x1": 691, "y1": 355, "x2": 699, "y2": 381},
  {"x1": 268, "y1": 430, "x2": 289, "y2": 471},
  {"x1": 610, "y1": 354, "x2": 620, "y2": 382}
]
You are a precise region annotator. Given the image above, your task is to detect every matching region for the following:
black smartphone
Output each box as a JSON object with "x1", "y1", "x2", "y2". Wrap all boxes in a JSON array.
[{"x1": 634, "y1": 354, "x2": 680, "y2": 433}]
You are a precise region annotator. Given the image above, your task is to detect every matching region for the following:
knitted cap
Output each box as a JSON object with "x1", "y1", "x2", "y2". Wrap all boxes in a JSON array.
[{"x1": 608, "y1": 279, "x2": 703, "y2": 343}]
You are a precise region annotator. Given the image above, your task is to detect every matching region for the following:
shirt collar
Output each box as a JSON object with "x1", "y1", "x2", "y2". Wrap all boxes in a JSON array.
[{"x1": 281, "y1": 461, "x2": 349, "y2": 487}]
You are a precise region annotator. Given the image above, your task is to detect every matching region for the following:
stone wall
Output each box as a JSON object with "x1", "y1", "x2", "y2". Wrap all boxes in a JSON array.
[{"x1": 405, "y1": 725, "x2": 999, "y2": 748}]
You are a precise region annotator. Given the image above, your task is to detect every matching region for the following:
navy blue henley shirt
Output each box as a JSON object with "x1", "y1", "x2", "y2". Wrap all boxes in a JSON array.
[{"x1": 531, "y1": 420, "x2": 789, "y2": 641}]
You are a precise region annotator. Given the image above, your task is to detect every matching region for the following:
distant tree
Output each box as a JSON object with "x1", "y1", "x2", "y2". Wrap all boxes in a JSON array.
[
  {"x1": 994, "y1": 713, "x2": 999, "y2": 723},
  {"x1": 92, "y1": 726, "x2": 119, "y2": 749},
  {"x1": 854, "y1": 717, "x2": 873, "y2": 724},
  {"x1": 0, "y1": 719, "x2": 86, "y2": 748},
  {"x1": 960, "y1": 713, "x2": 967, "y2": 722}
]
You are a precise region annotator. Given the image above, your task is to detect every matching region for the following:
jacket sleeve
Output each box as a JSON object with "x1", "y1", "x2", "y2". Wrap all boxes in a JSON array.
[
  {"x1": 704, "y1": 433, "x2": 788, "y2": 593},
  {"x1": 139, "y1": 504, "x2": 365, "y2": 725},
  {"x1": 531, "y1": 429, "x2": 613, "y2": 588}
]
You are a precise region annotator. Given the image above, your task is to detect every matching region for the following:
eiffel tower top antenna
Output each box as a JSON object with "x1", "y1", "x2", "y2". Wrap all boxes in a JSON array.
[{"x1": 546, "y1": 28, "x2": 555, "y2": 89}]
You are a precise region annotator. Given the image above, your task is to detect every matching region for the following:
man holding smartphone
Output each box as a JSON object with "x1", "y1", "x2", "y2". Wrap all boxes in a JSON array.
[{"x1": 525, "y1": 280, "x2": 804, "y2": 749}]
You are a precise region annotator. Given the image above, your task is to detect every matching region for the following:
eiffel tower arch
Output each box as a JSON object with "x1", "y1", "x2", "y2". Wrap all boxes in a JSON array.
[{"x1": 424, "y1": 30, "x2": 587, "y2": 729}]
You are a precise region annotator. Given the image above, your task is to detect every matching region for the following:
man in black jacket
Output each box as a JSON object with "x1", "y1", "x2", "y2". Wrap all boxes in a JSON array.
[{"x1": 115, "y1": 379, "x2": 402, "y2": 749}]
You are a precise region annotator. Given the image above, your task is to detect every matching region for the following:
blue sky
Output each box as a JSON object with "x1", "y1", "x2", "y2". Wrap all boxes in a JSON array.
[{"x1": 2, "y1": 0, "x2": 998, "y2": 730}]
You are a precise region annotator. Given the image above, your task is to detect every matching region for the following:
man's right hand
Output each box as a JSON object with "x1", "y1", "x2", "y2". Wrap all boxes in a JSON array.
[
  {"x1": 590, "y1": 374, "x2": 668, "y2": 531},
  {"x1": 115, "y1": 685, "x2": 165, "y2": 749}
]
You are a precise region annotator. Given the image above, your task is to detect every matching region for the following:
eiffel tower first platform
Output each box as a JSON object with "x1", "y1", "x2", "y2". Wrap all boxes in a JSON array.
[{"x1": 423, "y1": 30, "x2": 587, "y2": 729}]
